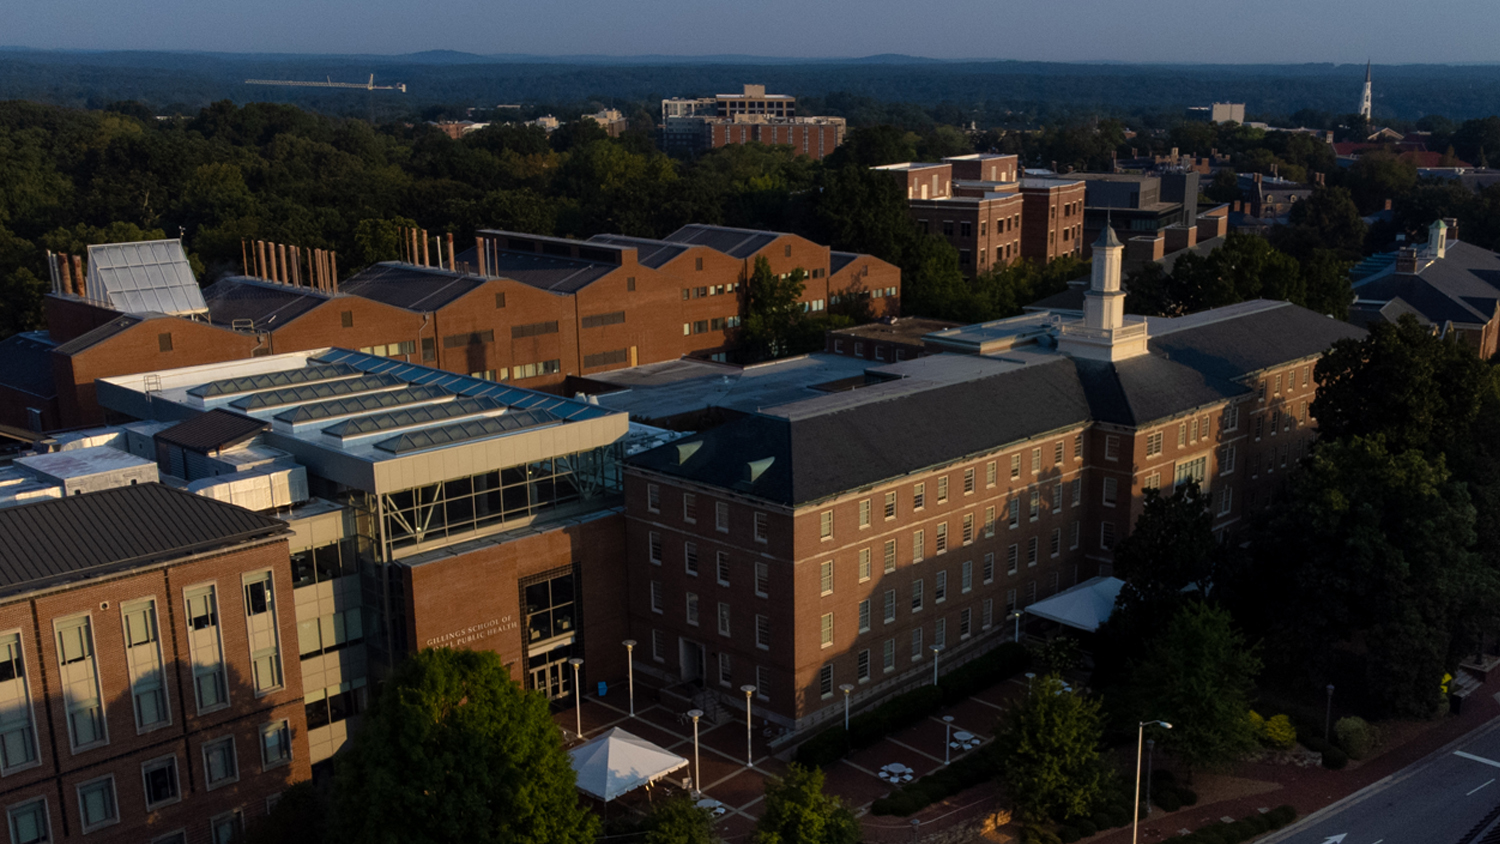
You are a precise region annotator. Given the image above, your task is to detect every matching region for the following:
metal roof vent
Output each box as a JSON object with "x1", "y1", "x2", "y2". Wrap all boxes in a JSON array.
[{"x1": 676, "y1": 441, "x2": 702, "y2": 464}]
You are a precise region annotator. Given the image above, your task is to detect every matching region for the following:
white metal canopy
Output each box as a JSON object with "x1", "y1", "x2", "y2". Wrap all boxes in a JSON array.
[
  {"x1": 569, "y1": 727, "x2": 689, "y2": 802},
  {"x1": 1023, "y1": 575, "x2": 1125, "y2": 633}
]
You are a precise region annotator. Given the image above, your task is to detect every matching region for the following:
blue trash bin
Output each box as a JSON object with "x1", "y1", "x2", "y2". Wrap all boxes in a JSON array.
[{"x1": 597, "y1": 681, "x2": 608, "y2": 697}]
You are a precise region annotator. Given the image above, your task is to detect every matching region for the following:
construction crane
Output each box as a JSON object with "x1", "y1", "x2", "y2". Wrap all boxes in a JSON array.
[{"x1": 245, "y1": 74, "x2": 407, "y2": 93}]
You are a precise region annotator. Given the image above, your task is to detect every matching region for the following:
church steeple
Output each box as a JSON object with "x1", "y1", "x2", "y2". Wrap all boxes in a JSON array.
[
  {"x1": 1055, "y1": 223, "x2": 1151, "y2": 361},
  {"x1": 1360, "y1": 61, "x2": 1373, "y2": 122}
]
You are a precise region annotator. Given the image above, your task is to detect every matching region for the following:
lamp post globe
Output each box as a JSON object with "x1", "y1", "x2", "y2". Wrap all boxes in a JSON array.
[
  {"x1": 686, "y1": 709, "x2": 704, "y2": 796},
  {"x1": 839, "y1": 683, "x2": 855, "y2": 731},
  {"x1": 622, "y1": 640, "x2": 637, "y2": 717},
  {"x1": 740, "y1": 685, "x2": 757, "y2": 766},
  {"x1": 568, "y1": 658, "x2": 585, "y2": 738}
]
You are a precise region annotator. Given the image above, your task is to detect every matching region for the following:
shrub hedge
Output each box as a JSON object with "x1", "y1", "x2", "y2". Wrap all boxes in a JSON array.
[
  {"x1": 1302, "y1": 735, "x2": 1348, "y2": 769},
  {"x1": 794, "y1": 642, "x2": 1030, "y2": 767},
  {"x1": 1334, "y1": 716, "x2": 1380, "y2": 760},
  {"x1": 1157, "y1": 805, "x2": 1297, "y2": 843}
]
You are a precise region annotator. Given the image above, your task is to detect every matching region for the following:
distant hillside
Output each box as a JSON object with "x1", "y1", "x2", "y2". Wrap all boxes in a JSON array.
[{"x1": 0, "y1": 50, "x2": 1497, "y2": 122}]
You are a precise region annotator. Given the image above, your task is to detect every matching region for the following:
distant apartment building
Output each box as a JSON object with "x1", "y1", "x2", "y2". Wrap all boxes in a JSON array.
[
  {"x1": 661, "y1": 85, "x2": 846, "y2": 160},
  {"x1": 13, "y1": 230, "x2": 898, "y2": 432},
  {"x1": 1067, "y1": 172, "x2": 1201, "y2": 254},
  {"x1": 875, "y1": 156, "x2": 1082, "y2": 272},
  {"x1": 0, "y1": 483, "x2": 309, "y2": 844}
]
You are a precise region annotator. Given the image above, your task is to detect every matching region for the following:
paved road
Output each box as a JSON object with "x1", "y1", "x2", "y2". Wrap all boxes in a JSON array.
[{"x1": 1263, "y1": 715, "x2": 1500, "y2": 844}]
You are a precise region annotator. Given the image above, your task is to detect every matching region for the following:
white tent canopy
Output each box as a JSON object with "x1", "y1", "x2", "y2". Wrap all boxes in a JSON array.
[
  {"x1": 569, "y1": 727, "x2": 689, "y2": 802},
  {"x1": 1024, "y1": 576, "x2": 1125, "y2": 632}
]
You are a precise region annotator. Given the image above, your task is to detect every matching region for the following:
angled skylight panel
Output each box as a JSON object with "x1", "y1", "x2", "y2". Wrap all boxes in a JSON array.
[
  {"x1": 190, "y1": 363, "x2": 360, "y2": 399},
  {"x1": 231, "y1": 374, "x2": 405, "y2": 411}
]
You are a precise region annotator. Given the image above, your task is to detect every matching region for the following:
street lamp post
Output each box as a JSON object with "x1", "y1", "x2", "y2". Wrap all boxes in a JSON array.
[
  {"x1": 741, "y1": 685, "x2": 757, "y2": 767},
  {"x1": 943, "y1": 715, "x2": 954, "y2": 765},
  {"x1": 1145, "y1": 738, "x2": 1156, "y2": 816},
  {"x1": 839, "y1": 683, "x2": 854, "y2": 731},
  {"x1": 1010, "y1": 610, "x2": 1024, "y2": 641},
  {"x1": 1025, "y1": 672, "x2": 1036, "y2": 691},
  {"x1": 1325, "y1": 684, "x2": 1336, "y2": 741},
  {"x1": 622, "y1": 640, "x2": 637, "y2": 717},
  {"x1": 568, "y1": 658, "x2": 585, "y2": 739},
  {"x1": 686, "y1": 709, "x2": 704, "y2": 796},
  {"x1": 1133, "y1": 721, "x2": 1172, "y2": 844},
  {"x1": 930, "y1": 645, "x2": 942, "y2": 685}
]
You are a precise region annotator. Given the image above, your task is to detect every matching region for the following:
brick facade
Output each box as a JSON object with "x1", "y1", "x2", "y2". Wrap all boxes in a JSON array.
[{"x1": 0, "y1": 539, "x2": 309, "y2": 843}]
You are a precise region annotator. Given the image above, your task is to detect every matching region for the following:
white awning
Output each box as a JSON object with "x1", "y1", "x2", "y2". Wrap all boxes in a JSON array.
[
  {"x1": 569, "y1": 727, "x2": 689, "y2": 802},
  {"x1": 1024, "y1": 576, "x2": 1124, "y2": 632}
]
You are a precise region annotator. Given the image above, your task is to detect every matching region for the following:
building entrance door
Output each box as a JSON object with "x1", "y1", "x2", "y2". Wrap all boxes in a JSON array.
[
  {"x1": 527, "y1": 639, "x2": 576, "y2": 700},
  {"x1": 679, "y1": 639, "x2": 705, "y2": 686}
]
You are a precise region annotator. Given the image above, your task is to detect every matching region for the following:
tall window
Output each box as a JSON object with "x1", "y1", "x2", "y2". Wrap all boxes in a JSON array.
[
  {"x1": 820, "y1": 561, "x2": 834, "y2": 595},
  {"x1": 650, "y1": 581, "x2": 664, "y2": 613},
  {"x1": 858, "y1": 548, "x2": 872, "y2": 582},
  {"x1": 884, "y1": 491, "x2": 897, "y2": 519},
  {"x1": 0, "y1": 632, "x2": 37, "y2": 771},
  {"x1": 755, "y1": 615, "x2": 771, "y2": 649},
  {"x1": 1029, "y1": 489, "x2": 1040, "y2": 519},
  {"x1": 1146, "y1": 431, "x2": 1163, "y2": 456},
  {"x1": 243, "y1": 572, "x2": 283, "y2": 695},
  {"x1": 883, "y1": 639, "x2": 896, "y2": 672},
  {"x1": 260, "y1": 720, "x2": 292, "y2": 769},
  {"x1": 858, "y1": 650, "x2": 871, "y2": 681},
  {"x1": 684, "y1": 542, "x2": 699, "y2": 576},
  {"x1": 913, "y1": 483, "x2": 926, "y2": 510},
  {"x1": 964, "y1": 468, "x2": 975, "y2": 493},
  {"x1": 984, "y1": 506, "x2": 996, "y2": 537},
  {"x1": 685, "y1": 592, "x2": 700, "y2": 626},
  {"x1": 961, "y1": 560, "x2": 973, "y2": 592},
  {"x1": 858, "y1": 600, "x2": 871, "y2": 633},
  {"x1": 646, "y1": 483, "x2": 660, "y2": 512},
  {"x1": 1007, "y1": 544, "x2": 1020, "y2": 575},
  {"x1": 715, "y1": 501, "x2": 730, "y2": 532},
  {"x1": 962, "y1": 514, "x2": 974, "y2": 545},
  {"x1": 648, "y1": 531, "x2": 662, "y2": 564},
  {"x1": 183, "y1": 587, "x2": 226, "y2": 713},
  {"x1": 911, "y1": 579, "x2": 924, "y2": 612},
  {"x1": 1102, "y1": 477, "x2": 1118, "y2": 506},
  {"x1": 883, "y1": 540, "x2": 897, "y2": 573},
  {"x1": 717, "y1": 551, "x2": 731, "y2": 585},
  {"x1": 935, "y1": 570, "x2": 948, "y2": 603},
  {"x1": 911, "y1": 628, "x2": 924, "y2": 660},
  {"x1": 683, "y1": 493, "x2": 697, "y2": 523},
  {"x1": 756, "y1": 666, "x2": 771, "y2": 702},
  {"x1": 56, "y1": 616, "x2": 106, "y2": 749},
  {"x1": 1010, "y1": 454, "x2": 1021, "y2": 479},
  {"x1": 934, "y1": 618, "x2": 946, "y2": 649},
  {"x1": 913, "y1": 530, "x2": 925, "y2": 563},
  {"x1": 937, "y1": 476, "x2": 949, "y2": 503},
  {"x1": 820, "y1": 613, "x2": 834, "y2": 648},
  {"x1": 960, "y1": 608, "x2": 972, "y2": 638},
  {"x1": 935, "y1": 523, "x2": 948, "y2": 553},
  {"x1": 77, "y1": 777, "x2": 117, "y2": 832},
  {"x1": 1031, "y1": 447, "x2": 1042, "y2": 473},
  {"x1": 754, "y1": 512, "x2": 769, "y2": 543},
  {"x1": 859, "y1": 499, "x2": 871, "y2": 528},
  {"x1": 982, "y1": 553, "x2": 995, "y2": 584},
  {"x1": 121, "y1": 600, "x2": 169, "y2": 729},
  {"x1": 754, "y1": 562, "x2": 769, "y2": 597},
  {"x1": 1026, "y1": 537, "x2": 1038, "y2": 566},
  {"x1": 7, "y1": 800, "x2": 48, "y2": 844},
  {"x1": 719, "y1": 653, "x2": 732, "y2": 686},
  {"x1": 986, "y1": 461, "x2": 997, "y2": 487},
  {"x1": 202, "y1": 736, "x2": 238, "y2": 789},
  {"x1": 142, "y1": 755, "x2": 180, "y2": 808},
  {"x1": 718, "y1": 603, "x2": 731, "y2": 636},
  {"x1": 820, "y1": 510, "x2": 834, "y2": 540},
  {"x1": 884, "y1": 590, "x2": 897, "y2": 623}
]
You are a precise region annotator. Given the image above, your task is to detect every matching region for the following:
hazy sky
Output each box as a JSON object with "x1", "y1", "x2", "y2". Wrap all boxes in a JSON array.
[{"x1": 8, "y1": 0, "x2": 1498, "y2": 64}]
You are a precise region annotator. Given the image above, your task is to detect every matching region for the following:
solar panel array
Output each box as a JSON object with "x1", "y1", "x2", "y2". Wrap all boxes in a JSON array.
[
  {"x1": 191, "y1": 363, "x2": 361, "y2": 399},
  {"x1": 231, "y1": 374, "x2": 405, "y2": 411},
  {"x1": 87, "y1": 240, "x2": 208, "y2": 316},
  {"x1": 273, "y1": 385, "x2": 453, "y2": 425},
  {"x1": 374, "y1": 408, "x2": 561, "y2": 455},
  {"x1": 322, "y1": 396, "x2": 506, "y2": 439}
]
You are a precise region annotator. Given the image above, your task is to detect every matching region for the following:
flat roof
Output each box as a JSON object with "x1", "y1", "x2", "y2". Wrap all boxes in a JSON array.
[
  {"x1": 0, "y1": 483, "x2": 287, "y2": 598},
  {"x1": 830, "y1": 317, "x2": 961, "y2": 344},
  {"x1": 96, "y1": 349, "x2": 629, "y2": 494},
  {"x1": 585, "y1": 355, "x2": 871, "y2": 422}
]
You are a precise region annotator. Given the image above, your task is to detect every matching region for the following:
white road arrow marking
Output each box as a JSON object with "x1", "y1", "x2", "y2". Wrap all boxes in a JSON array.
[{"x1": 1318, "y1": 835, "x2": 1346, "y2": 844}]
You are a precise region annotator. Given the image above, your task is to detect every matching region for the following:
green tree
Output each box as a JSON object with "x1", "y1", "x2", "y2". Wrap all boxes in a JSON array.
[
  {"x1": 752, "y1": 763, "x2": 860, "y2": 844},
  {"x1": 1312, "y1": 315, "x2": 1491, "y2": 457},
  {"x1": 1129, "y1": 603, "x2": 1261, "y2": 772},
  {"x1": 332, "y1": 648, "x2": 598, "y2": 844},
  {"x1": 1251, "y1": 436, "x2": 1490, "y2": 716},
  {"x1": 741, "y1": 256, "x2": 808, "y2": 362},
  {"x1": 994, "y1": 674, "x2": 1110, "y2": 822},
  {"x1": 242, "y1": 781, "x2": 328, "y2": 844},
  {"x1": 351, "y1": 216, "x2": 420, "y2": 268},
  {"x1": 1300, "y1": 248, "x2": 1354, "y2": 319},
  {"x1": 1111, "y1": 480, "x2": 1218, "y2": 618},
  {"x1": 1203, "y1": 168, "x2": 1241, "y2": 204},
  {"x1": 1274, "y1": 186, "x2": 1368, "y2": 261},
  {"x1": 642, "y1": 794, "x2": 718, "y2": 844}
]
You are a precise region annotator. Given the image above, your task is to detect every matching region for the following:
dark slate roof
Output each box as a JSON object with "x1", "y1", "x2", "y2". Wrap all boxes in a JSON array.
[
  {"x1": 588, "y1": 234, "x2": 691, "y2": 269},
  {"x1": 630, "y1": 358, "x2": 1092, "y2": 506},
  {"x1": 203, "y1": 277, "x2": 325, "y2": 329},
  {"x1": 340, "y1": 263, "x2": 487, "y2": 311},
  {"x1": 829, "y1": 252, "x2": 859, "y2": 275},
  {"x1": 664, "y1": 224, "x2": 781, "y2": 259},
  {"x1": 154, "y1": 409, "x2": 268, "y2": 454},
  {"x1": 52, "y1": 314, "x2": 144, "y2": 356},
  {"x1": 0, "y1": 333, "x2": 57, "y2": 398},
  {"x1": 485, "y1": 251, "x2": 615, "y2": 293},
  {"x1": 1073, "y1": 355, "x2": 1245, "y2": 427},
  {"x1": 1149, "y1": 301, "x2": 1365, "y2": 382},
  {"x1": 1352, "y1": 241, "x2": 1500, "y2": 327},
  {"x1": 0, "y1": 483, "x2": 287, "y2": 597},
  {"x1": 1157, "y1": 236, "x2": 1225, "y2": 275},
  {"x1": 1027, "y1": 285, "x2": 1086, "y2": 312}
]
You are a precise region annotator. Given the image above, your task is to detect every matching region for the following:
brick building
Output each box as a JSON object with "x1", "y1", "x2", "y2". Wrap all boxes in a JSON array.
[
  {"x1": 660, "y1": 85, "x2": 847, "y2": 160},
  {"x1": 617, "y1": 227, "x2": 1362, "y2": 732},
  {"x1": 824, "y1": 318, "x2": 960, "y2": 364},
  {"x1": 874, "y1": 158, "x2": 1084, "y2": 272},
  {"x1": 14, "y1": 229, "x2": 898, "y2": 432},
  {"x1": 1350, "y1": 220, "x2": 1500, "y2": 357},
  {"x1": 0, "y1": 484, "x2": 309, "y2": 844}
]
